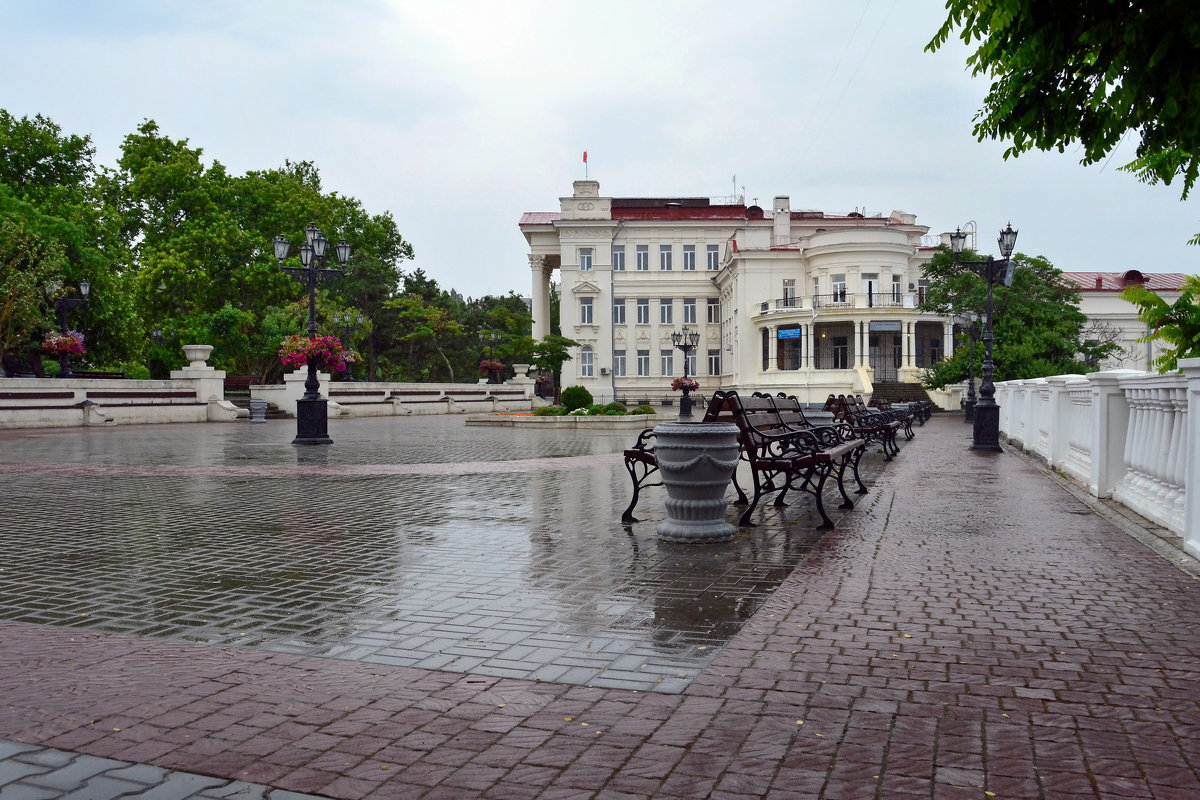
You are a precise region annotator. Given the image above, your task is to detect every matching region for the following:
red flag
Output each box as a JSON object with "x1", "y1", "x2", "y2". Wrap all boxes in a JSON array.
[{"x1": 582, "y1": 150, "x2": 588, "y2": 164}]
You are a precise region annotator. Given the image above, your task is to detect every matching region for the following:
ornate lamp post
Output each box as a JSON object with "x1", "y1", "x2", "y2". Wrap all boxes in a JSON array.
[
  {"x1": 671, "y1": 326, "x2": 701, "y2": 419},
  {"x1": 949, "y1": 223, "x2": 1018, "y2": 452},
  {"x1": 274, "y1": 223, "x2": 351, "y2": 445},
  {"x1": 333, "y1": 312, "x2": 364, "y2": 382},
  {"x1": 48, "y1": 280, "x2": 90, "y2": 378},
  {"x1": 959, "y1": 315, "x2": 981, "y2": 424}
]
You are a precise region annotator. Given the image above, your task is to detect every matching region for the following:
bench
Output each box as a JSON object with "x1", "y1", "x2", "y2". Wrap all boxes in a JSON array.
[
  {"x1": 865, "y1": 396, "x2": 916, "y2": 440},
  {"x1": 73, "y1": 370, "x2": 125, "y2": 379},
  {"x1": 84, "y1": 390, "x2": 202, "y2": 406},
  {"x1": 824, "y1": 394, "x2": 900, "y2": 459},
  {"x1": 224, "y1": 375, "x2": 263, "y2": 393},
  {"x1": 622, "y1": 390, "x2": 870, "y2": 529}
]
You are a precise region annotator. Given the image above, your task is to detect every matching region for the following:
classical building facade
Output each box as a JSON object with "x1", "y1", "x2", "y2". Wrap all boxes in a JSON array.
[
  {"x1": 1061, "y1": 270, "x2": 1186, "y2": 372},
  {"x1": 521, "y1": 180, "x2": 952, "y2": 403}
]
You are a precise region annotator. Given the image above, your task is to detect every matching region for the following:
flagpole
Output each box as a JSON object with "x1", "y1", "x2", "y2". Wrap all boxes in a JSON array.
[{"x1": 583, "y1": 149, "x2": 588, "y2": 179}]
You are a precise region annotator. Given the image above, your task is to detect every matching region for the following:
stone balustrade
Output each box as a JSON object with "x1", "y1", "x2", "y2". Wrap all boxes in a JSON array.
[{"x1": 995, "y1": 359, "x2": 1200, "y2": 559}]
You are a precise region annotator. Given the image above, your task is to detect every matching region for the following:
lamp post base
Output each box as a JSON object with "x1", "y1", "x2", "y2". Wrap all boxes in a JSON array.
[
  {"x1": 679, "y1": 388, "x2": 693, "y2": 419},
  {"x1": 293, "y1": 397, "x2": 333, "y2": 445},
  {"x1": 963, "y1": 398, "x2": 976, "y2": 423},
  {"x1": 970, "y1": 403, "x2": 1002, "y2": 452}
]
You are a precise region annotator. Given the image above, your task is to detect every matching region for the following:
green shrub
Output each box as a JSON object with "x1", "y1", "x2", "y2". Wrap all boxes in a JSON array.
[
  {"x1": 586, "y1": 404, "x2": 605, "y2": 415},
  {"x1": 560, "y1": 385, "x2": 593, "y2": 411},
  {"x1": 533, "y1": 405, "x2": 566, "y2": 416},
  {"x1": 631, "y1": 404, "x2": 656, "y2": 415},
  {"x1": 603, "y1": 409, "x2": 624, "y2": 415},
  {"x1": 568, "y1": 407, "x2": 590, "y2": 416},
  {"x1": 604, "y1": 401, "x2": 627, "y2": 414}
]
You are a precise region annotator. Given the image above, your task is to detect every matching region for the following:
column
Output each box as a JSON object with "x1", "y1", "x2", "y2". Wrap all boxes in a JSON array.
[
  {"x1": 1179, "y1": 358, "x2": 1200, "y2": 558},
  {"x1": 529, "y1": 255, "x2": 550, "y2": 340}
]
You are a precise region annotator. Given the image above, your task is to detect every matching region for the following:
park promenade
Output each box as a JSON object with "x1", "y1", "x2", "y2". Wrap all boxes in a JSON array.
[{"x1": 0, "y1": 413, "x2": 1198, "y2": 799}]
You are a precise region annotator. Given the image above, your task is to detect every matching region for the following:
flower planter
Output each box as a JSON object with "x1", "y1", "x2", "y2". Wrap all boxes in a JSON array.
[
  {"x1": 653, "y1": 422, "x2": 741, "y2": 543},
  {"x1": 182, "y1": 344, "x2": 213, "y2": 367}
]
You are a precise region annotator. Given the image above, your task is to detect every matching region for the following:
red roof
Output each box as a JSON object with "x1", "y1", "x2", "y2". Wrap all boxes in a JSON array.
[{"x1": 1061, "y1": 271, "x2": 1188, "y2": 291}]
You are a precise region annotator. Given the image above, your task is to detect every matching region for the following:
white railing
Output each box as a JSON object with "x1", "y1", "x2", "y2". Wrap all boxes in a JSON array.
[{"x1": 995, "y1": 360, "x2": 1200, "y2": 560}]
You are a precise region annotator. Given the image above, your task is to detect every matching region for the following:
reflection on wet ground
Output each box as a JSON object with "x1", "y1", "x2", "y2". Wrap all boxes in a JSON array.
[{"x1": 0, "y1": 416, "x2": 887, "y2": 691}]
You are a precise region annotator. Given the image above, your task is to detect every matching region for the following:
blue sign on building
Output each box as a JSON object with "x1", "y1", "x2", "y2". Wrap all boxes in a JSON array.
[{"x1": 777, "y1": 328, "x2": 801, "y2": 339}]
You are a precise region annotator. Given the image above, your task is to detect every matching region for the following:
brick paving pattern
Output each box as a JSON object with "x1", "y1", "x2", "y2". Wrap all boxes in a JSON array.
[{"x1": 1, "y1": 414, "x2": 1198, "y2": 798}]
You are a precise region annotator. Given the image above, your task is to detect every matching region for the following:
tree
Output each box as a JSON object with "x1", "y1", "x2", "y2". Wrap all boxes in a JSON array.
[
  {"x1": 1121, "y1": 275, "x2": 1200, "y2": 372},
  {"x1": 918, "y1": 247, "x2": 1119, "y2": 389},
  {"x1": 0, "y1": 218, "x2": 63, "y2": 368},
  {"x1": 529, "y1": 333, "x2": 580, "y2": 388},
  {"x1": 927, "y1": 2, "x2": 1200, "y2": 222}
]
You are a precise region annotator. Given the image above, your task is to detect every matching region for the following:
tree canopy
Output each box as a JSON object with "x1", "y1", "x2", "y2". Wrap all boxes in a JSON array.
[
  {"x1": 918, "y1": 247, "x2": 1119, "y2": 389},
  {"x1": 928, "y1": 1, "x2": 1200, "y2": 214},
  {"x1": 1121, "y1": 275, "x2": 1200, "y2": 372},
  {"x1": 1, "y1": 109, "x2": 544, "y2": 382}
]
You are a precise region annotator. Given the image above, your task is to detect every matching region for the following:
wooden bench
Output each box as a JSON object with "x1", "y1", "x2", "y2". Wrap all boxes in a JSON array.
[
  {"x1": 824, "y1": 393, "x2": 900, "y2": 459},
  {"x1": 752, "y1": 392, "x2": 870, "y2": 497},
  {"x1": 622, "y1": 390, "x2": 870, "y2": 529},
  {"x1": 84, "y1": 390, "x2": 202, "y2": 406},
  {"x1": 73, "y1": 370, "x2": 125, "y2": 379},
  {"x1": 224, "y1": 375, "x2": 263, "y2": 393},
  {"x1": 865, "y1": 396, "x2": 917, "y2": 440}
]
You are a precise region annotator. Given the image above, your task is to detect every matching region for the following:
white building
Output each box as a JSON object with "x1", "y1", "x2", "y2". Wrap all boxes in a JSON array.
[
  {"x1": 522, "y1": 180, "x2": 952, "y2": 404},
  {"x1": 1061, "y1": 270, "x2": 1186, "y2": 371},
  {"x1": 520, "y1": 180, "x2": 1185, "y2": 403}
]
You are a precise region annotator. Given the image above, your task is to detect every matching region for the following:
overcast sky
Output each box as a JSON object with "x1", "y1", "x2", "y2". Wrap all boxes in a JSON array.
[{"x1": 3, "y1": 0, "x2": 1196, "y2": 298}]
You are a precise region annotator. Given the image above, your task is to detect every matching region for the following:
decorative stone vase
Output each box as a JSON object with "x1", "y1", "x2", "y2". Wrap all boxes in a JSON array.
[
  {"x1": 653, "y1": 422, "x2": 741, "y2": 543},
  {"x1": 182, "y1": 344, "x2": 214, "y2": 367}
]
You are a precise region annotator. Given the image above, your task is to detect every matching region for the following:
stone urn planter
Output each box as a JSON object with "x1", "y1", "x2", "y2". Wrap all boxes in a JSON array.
[
  {"x1": 653, "y1": 422, "x2": 741, "y2": 543},
  {"x1": 182, "y1": 344, "x2": 214, "y2": 367}
]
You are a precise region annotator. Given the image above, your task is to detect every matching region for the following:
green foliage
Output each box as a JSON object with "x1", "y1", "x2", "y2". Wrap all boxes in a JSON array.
[
  {"x1": 918, "y1": 247, "x2": 1119, "y2": 388},
  {"x1": 529, "y1": 333, "x2": 580, "y2": 386},
  {"x1": 0, "y1": 217, "x2": 63, "y2": 358},
  {"x1": 631, "y1": 404, "x2": 657, "y2": 415},
  {"x1": 604, "y1": 401, "x2": 627, "y2": 413},
  {"x1": 603, "y1": 409, "x2": 624, "y2": 416},
  {"x1": 532, "y1": 405, "x2": 567, "y2": 416},
  {"x1": 928, "y1": 1, "x2": 1200, "y2": 245},
  {"x1": 585, "y1": 404, "x2": 605, "y2": 415},
  {"x1": 559, "y1": 385, "x2": 593, "y2": 411},
  {"x1": 1122, "y1": 276, "x2": 1200, "y2": 372}
]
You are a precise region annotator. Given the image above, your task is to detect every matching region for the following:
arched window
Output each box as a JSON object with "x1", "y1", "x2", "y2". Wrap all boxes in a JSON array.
[{"x1": 580, "y1": 346, "x2": 594, "y2": 378}]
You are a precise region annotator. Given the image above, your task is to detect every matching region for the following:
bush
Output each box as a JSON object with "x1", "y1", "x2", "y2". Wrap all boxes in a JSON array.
[
  {"x1": 533, "y1": 405, "x2": 567, "y2": 416},
  {"x1": 631, "y1": 404, "x2": 656, "y2": 415},
  {"x1": 603, "y1": 409, "x2": 624, "y2": 415},
  {"x1": 604, "y1": 401, "x2": 627, "y2": 414},
  {"x1": 586, "y1": 404, "x2": 605, "y2": 415},
  {"x1": 560, "y1": 385, "x2": 593, "y2": 411},
  {"x1": 568, "y1": 407, "x2": 590, "y2": 416}
]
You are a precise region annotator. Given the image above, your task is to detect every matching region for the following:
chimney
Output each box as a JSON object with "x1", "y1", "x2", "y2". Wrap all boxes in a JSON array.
[{"x1": 772, "y1": 196, "x2": 791, "y2": 246}]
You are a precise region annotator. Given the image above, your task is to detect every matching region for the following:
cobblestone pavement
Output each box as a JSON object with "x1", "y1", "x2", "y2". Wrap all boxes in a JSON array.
[
  {"x1": 0, "y1": 417, "x2": 886, "y2": 693},
  {"x1": 0, "y1": 738, "x2": 325, "y2": 799},
  {"x1": 1, "y1": 414, "x2": 1198, "y2": 799}
]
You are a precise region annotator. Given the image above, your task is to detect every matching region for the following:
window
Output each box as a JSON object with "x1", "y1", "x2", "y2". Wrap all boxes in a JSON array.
[
  {"x1": 579, "y1": 297, "x2": 593, "y2": 324},
  {"x1": 613, "y1": 349, "x2": 626, "y2": 377},
  {"x1": 682, "y1": 245, "x2": 696, "y2": 271},
  {"x1": 636, "y1": 349, "x2": 650, "y2": 377},
  {"x1": 782, "y1": 279, "x2": 797, "y2": 308},
  {"x1": 636, "y1": 298, "x2": 650, "y2": 324},
  {"x1": 831, "y1": 274, "x2": 847, "y2": 303},
  {"x1": 613, "y1": 297, "x2": 626, "y2": 324},
  {"x1": 660, "y1": 299, "x2": 673, "y2": 325},
  {"x1": 917, "y1": 279, "x2": 929, "y2": 305},
  {"x1": 707, "y1": 297, "x2": 721, "y2": 323},
  {"x1": 661, "y1": 350, "x2": 673, "y2": 376},
  {"x1": 579, "y1": 247, "x2": 593, "y2": 272},
  {"x1": 659, "y1": 245, "x2": 672, "y2": 271},
  {"x1": 611, "y1": 245, "x2": 625, "y2": 271},
  {"x1": 636, "y1": 245, "x2": 649, "y2": 271},
  {"x1": 708, "y1": 349, "x2": 721, "y2": 375},
  {"x1": 580, "y1": 346, "x2": 594, "y2": 377},
  {"x1": 832, "y1": 336, "x2": 849, "y2": 369},
  {"x1": 706, "y1": 244, "x2": 720, "y2": 270},
  {"x1": 683, "y1": 298, "x2": 696, "y2": 324},
  {"x1": 892, "y1": 274, "x2": 903, "y2": 302},
  {"x1": 685, "y1": 351, "x2": 697, "y2": 376}
]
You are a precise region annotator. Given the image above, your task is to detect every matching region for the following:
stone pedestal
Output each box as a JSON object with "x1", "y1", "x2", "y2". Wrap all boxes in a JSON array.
[{"x1": 653, "y1": 422, "x2": 741, "y2": 543}]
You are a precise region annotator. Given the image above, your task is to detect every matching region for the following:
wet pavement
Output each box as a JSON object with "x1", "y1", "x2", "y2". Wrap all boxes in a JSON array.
[{"x1": 1, "y1": 413, "x2": 1198, "y2": 799}]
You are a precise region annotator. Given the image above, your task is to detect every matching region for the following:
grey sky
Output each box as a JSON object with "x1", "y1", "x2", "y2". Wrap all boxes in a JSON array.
[{"x1": 3, "y1": 0, "x2": 1195, "y2": 297}]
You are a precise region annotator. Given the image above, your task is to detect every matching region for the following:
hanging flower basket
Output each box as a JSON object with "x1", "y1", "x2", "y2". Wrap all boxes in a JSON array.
[
  {"x1": 671, "y1": 376, "x2": 699, "y2": 392},
  {"x1": 478, "y1": 359, "x2": 505, "y2": 375},
  {"x1": 278, "y1": 335, "x2": 349, "y2": 373},
  {"x1": 42, "y1": 330, "x2": 86, "y2": 356}
]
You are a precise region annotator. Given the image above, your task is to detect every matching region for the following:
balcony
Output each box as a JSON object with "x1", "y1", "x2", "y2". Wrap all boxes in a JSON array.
[{"x1": 754, "y1": 292, "x2": 917, "y2": 316}]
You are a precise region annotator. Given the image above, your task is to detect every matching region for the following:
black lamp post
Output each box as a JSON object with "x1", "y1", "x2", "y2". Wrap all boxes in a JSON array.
[
  {"x1": 949, "y1": 223, "x2": 1018, "y2": 452},
  {"x1": 333, "y1": 312, "x2": 364, "y2": 382},
  {"x1": 960, "y1": 316, "x2": 981, "y2": 424},
  {"x1": 48, "y1": 280, "x2": 90, "y2": 378},
  {"x1": 274, "y1": 223, "x2": 351, "y2": 445},
  {"x1": 671, "y1": 326, "x2": 701, "y2": 419}
]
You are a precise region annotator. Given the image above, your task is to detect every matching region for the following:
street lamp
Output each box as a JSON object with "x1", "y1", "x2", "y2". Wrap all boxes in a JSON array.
[
  {"x1": 670, "y1": 326, "x2": 701, "y2": 419},
  {"x1": 47, "y1": 280, "x2": 90, "y2": 378},
  {"x1": 333, "y1": 312, "x2": 364, "y2": 382},
  {"x1": 274, "y1": 223, "x2": 351, "y2": 445},
  {"x1": 480, "y1": 330, "x2": 503, "y2": 359},
  {"x1": 949, "y1": 223, "x2": 1018, "y2": 452},
  {"x1": 958, "y1": 314, "x2": 981, "y2": 424}
]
